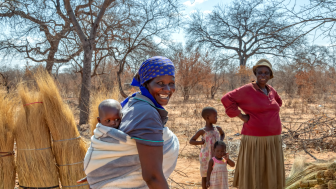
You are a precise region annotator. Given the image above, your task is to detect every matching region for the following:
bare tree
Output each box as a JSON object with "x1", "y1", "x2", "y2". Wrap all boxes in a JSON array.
[
  {"x1": 98, "y1": 0, "x2": 181, "y2": 98},
  {"x1": 0, "y1": 0, "x2": 82, "y2": 73},
  {"x1": 170, "y1": 45, "x2": 211, "y2": 101},
  {"x1": 63, "y1": 0, "x2": 115, "y2": 124},
  {"x1": 208, "y1": 56, "x2": 228, "y2": 99},
  {"x1": 285, "y1": 0, "x2": 336, "y2": 44},
  {"x1": 186, "y1": 0, "x2": 303, "y2": 68}
]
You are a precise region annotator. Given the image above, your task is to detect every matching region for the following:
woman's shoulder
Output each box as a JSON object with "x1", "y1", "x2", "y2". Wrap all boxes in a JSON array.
[
  {"x1": 266, "y1": 84, "x2": 277, "y2": 92},
  {"x1": 227, "y1": 83, "x2": 253, "y2": 95},
  {"x1": 124, "y1": 97, "x2": 160, "y2": 117}
]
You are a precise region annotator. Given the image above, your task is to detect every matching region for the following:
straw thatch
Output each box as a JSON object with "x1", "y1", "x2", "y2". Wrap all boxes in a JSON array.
[
  {"x1": 89, "y1": 86, "x2": 119, "y2": 135},
  {"x1": 286, "y1": 162, "x2": 329, "y2": 189},
  {"x1": 329, "y1": 180, "x2": 336, "y2": 189},
  {"x1": 15, "y1": 84, "x2": 60, "y2": 188},
  {"x1": 0, "y1": 92, "x2": 16, "y2": 189},
  {"x1": 35, "y1": 70, "x2": 88, "y2": 188}
]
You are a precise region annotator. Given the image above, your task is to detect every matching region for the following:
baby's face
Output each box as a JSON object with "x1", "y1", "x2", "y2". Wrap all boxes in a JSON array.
[{"x1": 98, "y1": 108, "x2": 122, "y2": 128}]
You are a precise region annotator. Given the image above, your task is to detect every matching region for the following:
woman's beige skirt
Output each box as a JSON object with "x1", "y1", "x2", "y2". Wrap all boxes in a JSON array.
[{"x1": 233, "y1": 135, "x2": 285, "y2": 189}]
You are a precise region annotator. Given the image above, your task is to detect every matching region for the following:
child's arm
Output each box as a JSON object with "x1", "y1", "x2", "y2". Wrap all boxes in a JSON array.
[
  {"x1": 189, "y1": 129, "x2": 205, "y2": 145},
  {"x1": 206, "y1": 159, "x2": 214, "y2": 188},
  {"x1": 224, "y1": 153, "x2": 235, "y2": 167},
  {"x1": 216, "y1": 126, "x2": 225, "y2": 141}
]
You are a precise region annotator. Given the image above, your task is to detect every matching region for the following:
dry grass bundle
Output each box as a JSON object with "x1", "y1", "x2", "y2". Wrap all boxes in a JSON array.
[
  {"x1": 35, "y1": 70, "x2": 88, "y2": 188},
  {"x1": 317, "y1": 171, "x2": 325, "y2": 179},
  {"x1": 0, "y1": 92, "x2": 16, "y2": 189},
  {"x1": 286, "y1": 162, "x2": 329, "y2": 189},
  {"x1": 89, "y1": 85, "x2": 119, "y2": 135},
  {"x1": 300, "y1": 179, "x2": 318, "y2": 187},
  {"x1": 324, "y1": 170, "x2": 334, "y2": 179},
  {"x1": 329, "y1": 180, "x2": 336, "y2": 189},
  {"x1": 328, "y1": 162, "x2": 336, "y2": 172},
  {"x1": 15, "y1": 84, "x2": 60, "y2": 188}
]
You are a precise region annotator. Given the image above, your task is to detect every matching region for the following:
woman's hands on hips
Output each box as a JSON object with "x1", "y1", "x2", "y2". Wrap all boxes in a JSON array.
[
  {"x1": 206, "y1": 181, "x2": 210, "y2": 188},
  {"x1": 238, "y1": 113, "x2": 250, "y2": 123}
]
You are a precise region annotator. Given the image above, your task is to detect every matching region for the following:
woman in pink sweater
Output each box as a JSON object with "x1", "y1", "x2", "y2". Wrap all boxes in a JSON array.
[{"x1": 221, "y1": 59, "x2": 285, "y2": 189}]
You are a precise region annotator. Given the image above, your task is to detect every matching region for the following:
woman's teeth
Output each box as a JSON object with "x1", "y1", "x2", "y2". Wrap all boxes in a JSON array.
[{"x1": 159, "y1": 94, "x2": 169, "y2": 99}]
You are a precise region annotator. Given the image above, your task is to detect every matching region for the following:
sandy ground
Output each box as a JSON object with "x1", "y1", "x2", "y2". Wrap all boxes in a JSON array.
[
  {"x1": 77, "y1": 93, "x2": 336, "y2": 189},
  {"x1": 22, "y1": 92, "x2": 334, "y2": 189}
]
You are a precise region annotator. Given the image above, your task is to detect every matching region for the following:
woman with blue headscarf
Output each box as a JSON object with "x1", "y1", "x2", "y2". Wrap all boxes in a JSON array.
[
  {"x1": 82, "y1": 56, "x2": 179, "y2": 189},
  {"x1": 118, "y1": 56, "x2": 179, "y2": 188}
]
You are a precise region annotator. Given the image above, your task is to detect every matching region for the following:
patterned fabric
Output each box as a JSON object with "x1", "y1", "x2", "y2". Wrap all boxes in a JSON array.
[
  {"x1": 132, "y1": 56, "x2": 175, "y2": 86},
  {"x1": 121, "y1": 56, "x2": 175, "y2": 110},
  {"x1": 209, "y1": 157, "x2": 229, "y2": 189},
  {"x1": 84, "y1": 123, "x2": 179, "y2": 189},
  {"x1": 199, "y1": 127, "x2": 220, "y2": 177}
]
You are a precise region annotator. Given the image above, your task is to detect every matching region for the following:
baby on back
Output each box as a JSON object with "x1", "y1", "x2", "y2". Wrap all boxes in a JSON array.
[
  {"x1": 77, "y1": 99, "x2": 122, "y2": 184},
  {"x1": 97, "y1": 99, "x2": 122, "y2": 129}
]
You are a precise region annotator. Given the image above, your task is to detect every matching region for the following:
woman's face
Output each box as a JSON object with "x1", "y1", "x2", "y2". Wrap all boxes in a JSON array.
[
  {"x1": 256, "y1": 66, "x2": 271, "y2": 85},
  {"x1": 146, "y1": 75, "x2": 175, "y2": 106}
]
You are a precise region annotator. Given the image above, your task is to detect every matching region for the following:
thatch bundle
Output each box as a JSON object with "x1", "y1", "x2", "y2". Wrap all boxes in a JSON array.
[
  {"x1": 15, "y1": 85, "x2": 60, "y2": 188},
  {"x1": 35, "y1": 71, "x2": 88, "y2": 188},
  {"x1": 329, "y1": 180, "x2": 336, "y2": 189},
  {"x1": 286, "y1": 158, "x2": 336, "y2": 189},
  {"x1": 89, "y1": 86, "x2": 119, "y2": 135},
  {"x1": 0, "y1": 92, "x2": 16, "y2": 189}
]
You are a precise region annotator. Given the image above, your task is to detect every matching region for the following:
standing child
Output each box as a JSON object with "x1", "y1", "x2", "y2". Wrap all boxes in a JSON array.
[
  {"x1": 189, "y1": 107, "x2": 225, "y2": 189},
  {"x1": 206, "y1": 141, "x2": 235, "y2": 189}
]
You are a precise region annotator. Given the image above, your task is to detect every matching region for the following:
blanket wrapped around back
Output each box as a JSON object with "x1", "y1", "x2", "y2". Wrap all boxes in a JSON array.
[{"x1": 84, "y1": 123, "x2": 179, "y2": 189}]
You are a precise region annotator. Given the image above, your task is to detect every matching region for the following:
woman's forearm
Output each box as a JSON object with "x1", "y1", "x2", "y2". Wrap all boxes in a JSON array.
[
  {"x1": 144, "y1": 175, "x2": 169, "y2": 189},
  {"x1": 136, "y1": 142, "x2": 169, "y2": 189}
]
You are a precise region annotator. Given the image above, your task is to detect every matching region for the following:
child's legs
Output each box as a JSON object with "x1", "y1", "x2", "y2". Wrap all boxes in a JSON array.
[{"x1": 202, "y1": 177, "x2": 207, "y2": 189}]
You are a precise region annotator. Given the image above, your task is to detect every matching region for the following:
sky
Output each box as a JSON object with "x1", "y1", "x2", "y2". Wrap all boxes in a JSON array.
[
  {"x1": 1, "y1": 0, "x2": 332, "y2": 69},
  {"x1": 174, "y1": 0, "x2": 329, "y2": 46},
  {"x1": 170, "y1": 0, "x2": 223, "y2": 43}
]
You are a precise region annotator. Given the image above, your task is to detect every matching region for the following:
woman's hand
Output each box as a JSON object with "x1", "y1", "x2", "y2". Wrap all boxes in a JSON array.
[
  {"x1": 238, "y1": 113, "x2": 250, "y2": 123},
  {"x1": 136, "y1": 142, "x2": 168, "y2": 189},
  {"x1": 206, "y1": 181, "x2": 210, "y2": 188}
]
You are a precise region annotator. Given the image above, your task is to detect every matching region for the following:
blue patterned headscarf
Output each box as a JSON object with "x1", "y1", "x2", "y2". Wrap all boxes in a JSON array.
[{"x1": 121, "y1": 56, "x2": 175, "y2": 109}]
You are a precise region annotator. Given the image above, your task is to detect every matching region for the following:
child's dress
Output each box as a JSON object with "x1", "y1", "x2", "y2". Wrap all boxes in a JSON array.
[
  {"x1": 209, "y1": 157, "x2": 229, "y2": 189},
  {"x1": 199, "y1": 127, "x2": 220, "y2": 177}
]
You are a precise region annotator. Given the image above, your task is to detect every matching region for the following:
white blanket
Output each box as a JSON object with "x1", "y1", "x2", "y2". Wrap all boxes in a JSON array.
[{"x1": 84, "y1": 123, "x2": 179, "y2": 189}]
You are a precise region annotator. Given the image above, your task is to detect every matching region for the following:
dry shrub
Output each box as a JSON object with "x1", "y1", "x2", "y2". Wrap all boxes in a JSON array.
[
  {"x1": 35, "y1": 70, "x2": 88, "y2": 188},
  {"x1": 89, "y1": 84, "x2": 119, "y2": 135},
  {"x1": 0, "y1": 92, "x2": 16, "y2": 189},
  {"x1": 15, "y1": 84, "x2": 60, "y2": 188}
]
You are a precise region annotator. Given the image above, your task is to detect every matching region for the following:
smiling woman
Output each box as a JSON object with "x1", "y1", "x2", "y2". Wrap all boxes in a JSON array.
[
  {"x1": 83, "y1": 56, "x2": 180, "y2": 189},
  {"x1": 145, "y1": 75, "x2": 176, "y2": 106},
  {"x1": 221, "y1": 59, "x2": 285, "y2": 189}
]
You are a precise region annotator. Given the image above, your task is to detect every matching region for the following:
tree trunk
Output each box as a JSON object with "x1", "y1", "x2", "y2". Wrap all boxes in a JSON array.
[
  {"x1": 240, "y1": 57, "x2": 248, "y2": 84},
  {"x1": 79, "y1": 45, "x2": 93, "y2": 125},
  {"x1": 211, "y1": 86, "x2": 215, "y2": 99},
  {"x1": 183, "y1": 87, "x2": 189, "y2": 101},
  {"x1": 45, "y1": 61, "x2": 54, "y2": 74},
  {"x1": 117, "y1": 71, "x2": 128, "y2": 98},
  {"x1": 45, "y1": 41, "x2": 60, "y2": 74}
]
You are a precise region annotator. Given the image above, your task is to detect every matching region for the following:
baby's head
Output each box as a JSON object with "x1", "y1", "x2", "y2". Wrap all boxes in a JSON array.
[
  {"x1": 201, "y1": 107, "x2": 217, "y2": 124},
  {"x1": 97, "y1": 99, "x2": 122, "y2": 128},
  {"x1": 214, "y1": 141, "x2": 227, "y2": 159}
]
